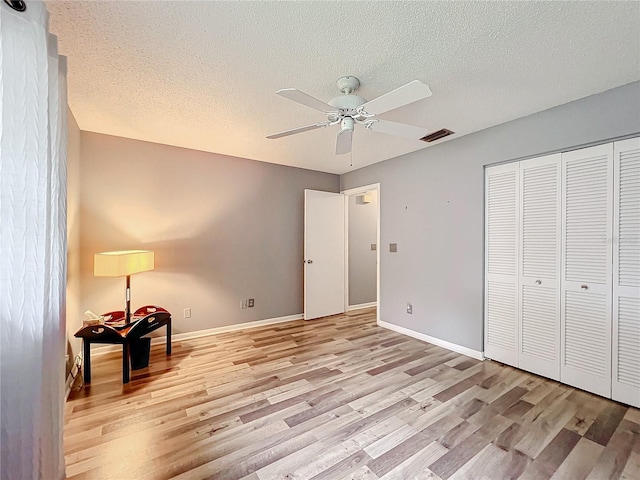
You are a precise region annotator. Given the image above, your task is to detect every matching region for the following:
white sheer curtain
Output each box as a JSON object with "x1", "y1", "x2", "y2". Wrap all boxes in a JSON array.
[{"x1": 1, "y1": 1, "x2": 67, "y2": 479}]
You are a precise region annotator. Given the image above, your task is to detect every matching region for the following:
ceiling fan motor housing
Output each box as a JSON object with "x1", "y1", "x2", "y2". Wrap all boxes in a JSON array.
[{"x1": 328, "y1": 94, "x2": 367, "y2": 116}]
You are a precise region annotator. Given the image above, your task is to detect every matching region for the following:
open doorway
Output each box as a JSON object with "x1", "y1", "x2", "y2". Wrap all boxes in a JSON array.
[{"x1": 343, "y1": 184, "x2": 380, "y2": 320}]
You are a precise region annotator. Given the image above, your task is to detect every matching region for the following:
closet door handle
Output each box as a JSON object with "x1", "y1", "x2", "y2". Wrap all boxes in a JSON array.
[
  {"x1": 581, "y1": 284, "x2": 588, "y2": 290},
  {"x1": 535, "y1": 280, "x2": 542, "y2": 285}
]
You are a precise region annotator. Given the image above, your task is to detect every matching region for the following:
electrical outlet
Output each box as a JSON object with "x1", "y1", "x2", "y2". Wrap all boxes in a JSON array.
[
  {"x1": 407, "y1": 302, "x2": 413, "y2": 314},
  {"x1": 184, "y1": 308, "x2": 191, "y2": 319},
  {"x1": 248, "y1": 298, "x2": 254, "y2": 308},
  {"x1": 241, "y1": 299, "x2": 248, "y2": 309}
]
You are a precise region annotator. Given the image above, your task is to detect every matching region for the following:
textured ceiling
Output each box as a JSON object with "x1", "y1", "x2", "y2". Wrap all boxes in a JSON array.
[{"x1": 47, "y1": 1, "x2": 640, "y2": 174}]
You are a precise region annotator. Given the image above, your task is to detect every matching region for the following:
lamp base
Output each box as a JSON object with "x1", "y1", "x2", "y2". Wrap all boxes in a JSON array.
[{"x1": 125, "y1": 275, "x2": 131, "y2": 324}]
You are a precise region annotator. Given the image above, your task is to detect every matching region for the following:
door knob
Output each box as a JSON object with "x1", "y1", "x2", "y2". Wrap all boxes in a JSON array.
[
  {"x1": 306, "y1": 259, "x2": 313, "y2": 264},
  {"x1": 581, "y1": 285, "x2": 588, "y2": 290},
  {"x1": 535, "y1": 280, "x2": 542, "y2": 285}
]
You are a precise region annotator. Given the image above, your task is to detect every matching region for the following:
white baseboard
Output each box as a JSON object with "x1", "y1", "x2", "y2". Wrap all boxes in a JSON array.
[
  {"x1": 377, "y1": 320, "x2": 484, "y2": 361},
  {"x1": 90, "y1": 313, "x2": 304, "y2": 355},
  {"x1": 65, "y1": 360, "x2": 80, "y2": 400},
  {"x1": 347, "y1": 302, "x2": 377, "y2": 312}
]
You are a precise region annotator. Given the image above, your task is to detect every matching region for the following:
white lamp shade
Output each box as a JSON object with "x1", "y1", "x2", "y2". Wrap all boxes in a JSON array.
[{"x1": 94, "y1": 250, "x2": 154, "y2": 277}]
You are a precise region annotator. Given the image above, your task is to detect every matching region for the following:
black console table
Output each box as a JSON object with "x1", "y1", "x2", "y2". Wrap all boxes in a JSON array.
[{"x1": 75, "y1": 306, "x2": 171, "y2": 384}]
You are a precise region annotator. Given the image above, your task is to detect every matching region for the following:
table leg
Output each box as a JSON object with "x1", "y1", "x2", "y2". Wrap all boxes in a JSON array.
[
  {"x1": 83, "y1": 339, "x2": 91, "y2": 383},
  {"x1": 166, "y1": 318, "x2": 172, "y2": 355},
  {"x1": 122, "y1": 343, "x2": 130, "y2": 384}
]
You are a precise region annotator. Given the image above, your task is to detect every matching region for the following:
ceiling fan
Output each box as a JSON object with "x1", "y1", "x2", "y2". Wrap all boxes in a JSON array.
[{"x1": 267, "y1": 76, "x2": 433, "y2": 155}]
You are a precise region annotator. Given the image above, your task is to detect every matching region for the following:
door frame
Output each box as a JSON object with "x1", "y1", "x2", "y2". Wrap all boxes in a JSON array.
[{"x1": 341, "y1": 183, "x2": 381, "y2": 324}]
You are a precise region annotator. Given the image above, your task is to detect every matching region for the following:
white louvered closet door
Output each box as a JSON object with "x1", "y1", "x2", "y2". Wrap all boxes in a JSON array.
[
  {"x1": 561, "y1": 144, "x2": 614, "y2": 398},
  {"x1": 518, "y1": 155, "x2": 561, "y2": 380},
  {"x1": 612, "y1": 138, "x2": 640, "y2": 408},
  {"x1": 485, "y1": 163, "x2": 519, "y2": 367}
]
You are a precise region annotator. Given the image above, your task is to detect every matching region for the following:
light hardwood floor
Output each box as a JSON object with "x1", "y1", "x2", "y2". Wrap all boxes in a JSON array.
[{"x1": 65, "y1": 308, "x2": 640, "y2": 480}]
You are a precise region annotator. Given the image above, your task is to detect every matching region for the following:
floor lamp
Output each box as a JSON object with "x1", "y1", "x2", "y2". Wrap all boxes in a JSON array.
[{"x1": 94, "y1": 250, "x2": 155, "y2": 324}]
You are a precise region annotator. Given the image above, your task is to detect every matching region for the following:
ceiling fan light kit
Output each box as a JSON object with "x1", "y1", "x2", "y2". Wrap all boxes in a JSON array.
[
  {"x1": 267, "y1": 76, "x2": 445, "y2": 156},
  {"x1": 339, "y1": 117, "x2": 355, "y2": 133}
]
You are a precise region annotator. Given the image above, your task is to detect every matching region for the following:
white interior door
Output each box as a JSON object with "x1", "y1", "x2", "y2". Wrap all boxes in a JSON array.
[
  {"x1": 518, "y1": 154, "x2": 561, "y2": 380},
  {"x1": 484, "y1": 163, "x2": 519, "y2": 367},
  {"x1": 560, "y1": 143, "x2": 613, "y2": 398},
  {"x1": 612, "y1": 137, "x2": 640, "y2": 408},
  {"x1": 304, "y1": 189, "x2": 345, "y2": 320}
]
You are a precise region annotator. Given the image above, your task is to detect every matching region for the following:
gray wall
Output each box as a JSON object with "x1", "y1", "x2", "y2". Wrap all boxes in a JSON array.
[
  {"x1": 79, "y1": 132, "x2": 339, "y2": 334},
  {"x1": 348, "y1": 190, "x2": 377, "y2": 306},
  {"x1": 341, "y1": 81, "x2": 640, "y2": 352}
]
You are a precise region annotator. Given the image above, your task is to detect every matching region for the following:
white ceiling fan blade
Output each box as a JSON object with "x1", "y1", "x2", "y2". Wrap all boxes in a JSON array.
[
  {"x1": 335, "y1": 128, "x2": 353, "y2": 155},
  {"x1": 267, "y1": 122, "x2": 330, "y2": 139},
  {"x1": 276, "y1": 88, "x2": 339, "y2": 114},
  {"x1": 360, "y1": 80, "x2": 432, "y2": 115},
  {"x1": 367, "y1": 119, "x2": 428, "y2": 140}
]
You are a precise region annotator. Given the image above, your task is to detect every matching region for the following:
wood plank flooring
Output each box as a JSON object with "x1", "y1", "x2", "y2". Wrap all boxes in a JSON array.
[{"x1": 64, "y1": 308, "x2": 640, "y2": 480}]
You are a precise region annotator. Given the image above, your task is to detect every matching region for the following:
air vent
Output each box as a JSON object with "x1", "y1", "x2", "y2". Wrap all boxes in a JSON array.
[{"x1": 420, "y1": 129, "x2": 454, "y2": 143}]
